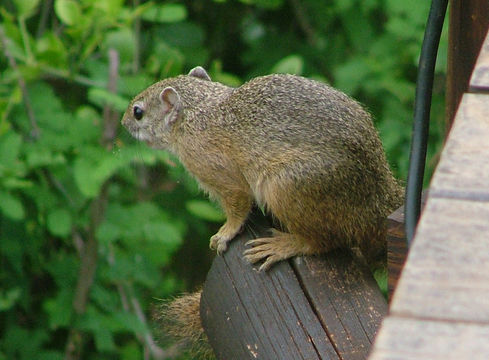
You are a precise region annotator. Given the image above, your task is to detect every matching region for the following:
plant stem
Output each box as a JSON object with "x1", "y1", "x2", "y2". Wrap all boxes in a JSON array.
[
  {"x1": 133, "y1": 0, "x2": 141, "y2": 73},
  {"x1": 64, "y1": 49, "x2": 121, "y2": 360},
  {"x1": 18, "y1": 16, "x2": 34, "y2": 63},
  {"x1": 0, "y1": 28, "x2": 40, "y2": 139}
]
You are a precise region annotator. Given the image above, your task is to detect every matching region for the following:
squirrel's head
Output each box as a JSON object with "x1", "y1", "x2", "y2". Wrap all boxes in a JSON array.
[{"x1": 121, "y1": 66, "x2": 211, "y2": 149}]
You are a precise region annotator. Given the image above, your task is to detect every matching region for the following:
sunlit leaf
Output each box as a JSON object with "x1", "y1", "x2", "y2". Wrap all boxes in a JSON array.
[
  {"x1": 141, "y1": 4, "x2": 187, "y2": 23},
  {"x1": 13, "y1": 0, "x2": 40, "y2": 18},
  {"x1": 54, "y1": 0, "x2": 82, "y2": 26},
  {"x1": 47, "y1": 209, "x2": 72, "y2": 237},
  {"x1": 186, "y1": 200, "x2": 225, "y2": 222},
  {"x1": 271, "y1": 55, "x2": 304, "y2": 75},
  {"x1": 0, "y1": 191, "x2": 24, "y2": 220}
]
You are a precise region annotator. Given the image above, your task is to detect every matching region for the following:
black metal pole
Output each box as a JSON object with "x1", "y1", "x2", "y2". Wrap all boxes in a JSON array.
[{"x1": 405, "y1": 0, "x2": 448, "y2": 245}]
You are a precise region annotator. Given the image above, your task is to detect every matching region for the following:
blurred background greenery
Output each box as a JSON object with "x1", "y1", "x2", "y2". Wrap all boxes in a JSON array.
[{"x1": 0, "y1": 0, "x2": 446, "y2": 359}]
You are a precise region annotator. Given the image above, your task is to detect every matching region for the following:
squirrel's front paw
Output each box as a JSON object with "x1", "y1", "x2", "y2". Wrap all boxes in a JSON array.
[
  {"x1": 209, "y1": 234, "x2": 230, "y2": 255},
  {"x1": 209, "y1": 222, "x2": 244, "y2": 255}
]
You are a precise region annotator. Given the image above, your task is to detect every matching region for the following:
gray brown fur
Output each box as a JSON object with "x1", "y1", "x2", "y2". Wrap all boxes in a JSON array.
[{"x1": 122, "y1": 67, "x2": 404, "y2": 271}]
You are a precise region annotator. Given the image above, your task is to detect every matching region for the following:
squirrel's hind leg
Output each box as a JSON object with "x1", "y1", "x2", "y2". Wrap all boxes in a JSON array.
[{"x1": 244, "y1": 230, "x2": 320, "y2": 271}]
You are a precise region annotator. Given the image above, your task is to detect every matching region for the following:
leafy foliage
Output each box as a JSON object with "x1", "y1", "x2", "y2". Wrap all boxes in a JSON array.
[{"x1": 0, "y1": 0, "x2": 445, "y2": 358}]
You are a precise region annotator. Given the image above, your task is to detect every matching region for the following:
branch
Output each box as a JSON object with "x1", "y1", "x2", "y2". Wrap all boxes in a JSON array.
[
  {"x1": 107, "y1": 245, "x2": 176, "y2": 360},
  {"x1": 64, "y1": 49, "x2": 120, "y2": 360},
  {"x1": 132, "y1": 0, "x2": 141, "y2": 73},
  {"x1": 288, "y1": 0, "x2": 318, "y2": 46},
  {"x1": 102, "y1": 49, "x2": 120, "y2": 148},
  {"x1": 0, "y1": 28, "x2": 40, "y2": 139},
  {"x1": 36, "y1": 0, "x2": 52, "y2": 39}
]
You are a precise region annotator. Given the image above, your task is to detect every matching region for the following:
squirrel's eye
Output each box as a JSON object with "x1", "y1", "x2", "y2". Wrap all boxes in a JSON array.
[{"x1": 133, "y1": 106, "x2": 144, "y2": 120}]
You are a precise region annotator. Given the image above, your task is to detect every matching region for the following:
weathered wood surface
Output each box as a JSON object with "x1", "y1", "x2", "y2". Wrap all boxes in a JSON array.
[
  {"x1": 200, "y1": 210, "x2": 387, "y2": 360},
  {"x1": 429, "y1": 94, "x2": 489, "y2": 199},
  {"x1": 470, "y1": 20, "x2": 489, "y2": 92},
  {"x1": 390, "y1": 197, "x2": 489, "y2": 322},
  {"x1": 370, "y1": 317, "x2": 489, "y2": 360},
  {"x1": 369, "y1": 26, "x2": 489, "y2": 360}
]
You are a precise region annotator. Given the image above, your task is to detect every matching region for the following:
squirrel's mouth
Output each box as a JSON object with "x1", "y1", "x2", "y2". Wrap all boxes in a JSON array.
[
  {"x1": 135, "y1": 129, "x2": 151, "y2": 141},
  {"x1": 122, "y1": 117, "x2": 149, "y2": 141}
]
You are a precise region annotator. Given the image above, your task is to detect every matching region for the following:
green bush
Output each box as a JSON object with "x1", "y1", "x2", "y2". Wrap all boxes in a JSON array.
[{"x1": 0, "y1": 0, "x2": 445, "y2": 358}]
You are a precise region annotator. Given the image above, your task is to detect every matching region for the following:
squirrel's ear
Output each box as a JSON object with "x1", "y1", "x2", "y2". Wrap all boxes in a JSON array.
[
  {"x1": 160, "y1": 87, "x2": 181, "y2": 125},
  {"x1": 188, "y1": 66, "x2": 211, "y2": 81}
]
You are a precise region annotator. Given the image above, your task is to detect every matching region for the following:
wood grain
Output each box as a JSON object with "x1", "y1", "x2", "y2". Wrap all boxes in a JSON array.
[
  {"x1": 470, "y1": 28, "x2": 489, "y2": 92},
  {"x1": 390, "y1": 197, "x2": 489, "y2": 322},
  {"x1": 293, "y1": 252, "x2": 387, "y2": 360},
  {"x1": 200, "y1": 210, "x2": 387, "y2": 360},
  {"x1": 429, "y1": 93, "x2": 489, "y2": 200},
  {"x1": 369, "y1": 317, "x2": 489, "y2": 360}
]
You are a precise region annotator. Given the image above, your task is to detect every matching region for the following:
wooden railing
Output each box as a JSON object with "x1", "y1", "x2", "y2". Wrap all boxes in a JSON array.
[{"x1": 368, "y1": 28, "x2": 489, "y2": 360}]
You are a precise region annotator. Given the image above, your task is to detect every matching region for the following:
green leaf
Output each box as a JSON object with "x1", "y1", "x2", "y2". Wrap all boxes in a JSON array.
[
  {"x1": 47, "y1": 209, "x2": 72, "y2": 237},
  {"x1": 143, "y1": 222, "x2": 182, "y2": 246},
  {"x1": 43, "y1": 289, "x2": 73, "y2": 329},
  {"x1": 104, "y1": 28, "x2": 135, "y2": 63},
  {"x1": 0, "y1": 191, "x2": 25, "y2": 220},
  {"x1": 186, "y1": 200, "x2": 225, "y2": 222},
  {"x1": 0, "y1": 288, "x2": 21, "y2": 311},
  {"x1": 96, "y1": 221, "x2": 121, "y2": 244},
  {"x1": 373, "y1": 267, "x2": 388, "y2": 298},
  {"x1": 88, "y1": 87, "x2": 130, "y2": 112},
  {"x1": 0, "y1": 132, "x2": 22, "y2": 168},
  {"x1": 54, "y1": 0, "x2": 81, "y2": 25},
  {"x1": 36, "y1": 32, "x2": 68, "y2": 67},
  {"x1": 333, "y1": 57, "x2": 371, "y2": 95},
  {"x1": 111, "y1": 312, "x2": 148, "y2": 335},
  {"x1": 121, "y1": 341, "x2": 142, "y2": 360},
  {"x1": 240, "y1": 0, "x2": 283, "y2": 9},
  {"x1": 94, "y1": 0, "x2": 124, "y2": 19},
  {"x1": 271, "y1": 55, "x2": 304, "y2": 75},
  {"x1": 141, "y1": 4, "x2": 187, "y2": 23},
  {"x1": 37, "y1": 351, "x2": 63, "y2": 360},
  {"x1": 74, "y1": 146, "x2": 156, "y2": 198},
  {"x1": 93, "y1": 327, "x2": 115, "y2": 352},
  {"x1": 73, "y1": 156, "x2": 100, "y2": 198},
  {"x1": 26, "y1": 147, "x2": 66, "y2": 168},
  {"x1": 13, "y1": 0, "x2": 40, "y2": 18}
]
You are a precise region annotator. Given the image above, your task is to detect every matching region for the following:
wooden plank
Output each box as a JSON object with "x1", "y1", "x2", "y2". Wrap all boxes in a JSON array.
[
  {"x1": 369, "y1": 317, "x2": 489, "y2": 360},
  {"x1": 470, "y1": 28, "x2": 489, "y2": 92},
  {"x1": 292, "y1": 252, "x2": 387, "y2": 360},
  {"x1": 386, "y1": 204, "x2": 408, "y2": 301},
  {"x1": 429, "y1": 93, "x2": 489, "y2": 200},
  {"x1": 200, "y1": 210, "x2": 387, "y2": 360},
  {"x1": 446, "y1": 0, "x2": 489, "y2": 128},
  {"x1": 389, "y1": 197, "x2": 489, "y2": 323}
]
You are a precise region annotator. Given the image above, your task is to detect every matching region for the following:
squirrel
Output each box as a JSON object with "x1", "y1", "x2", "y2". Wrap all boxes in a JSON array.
[{"x1": 122, "y1": 66, "x2": 404, "y2": 356}]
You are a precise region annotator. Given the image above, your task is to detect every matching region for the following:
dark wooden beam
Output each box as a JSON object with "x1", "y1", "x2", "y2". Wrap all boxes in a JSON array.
[
  {"x1": 445, "y1": 0, "x2": 489, "y2": 131},
  {"x1": 200, "y1": 210, "x2": 387, "y2": 360},
  {"x1": 386, "y1": 192, "x2": 428, "y2": 301}
]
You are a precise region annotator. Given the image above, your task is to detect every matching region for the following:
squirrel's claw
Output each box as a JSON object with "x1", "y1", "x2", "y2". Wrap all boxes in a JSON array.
[
  {"x1": 210, "y1": 234, "x2": 229, "y2": 255},
  {"x1": 244, "y1": 237, "x2": 286, "y2": 271},
  {"x1": 244, "y1": 232, "x2": 314, "y2": 271},
  {"x1": 210, "y1": 221, "x2": 245, "y2": 255}
]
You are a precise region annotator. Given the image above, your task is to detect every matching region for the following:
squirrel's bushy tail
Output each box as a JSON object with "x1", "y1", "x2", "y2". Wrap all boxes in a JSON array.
[{"x1": 154, "y1": 290, "x2": 214, "y2": 359}]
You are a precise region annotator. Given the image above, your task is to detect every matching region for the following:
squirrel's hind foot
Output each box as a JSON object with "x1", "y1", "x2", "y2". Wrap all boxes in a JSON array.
[{"x1": 244, "y1": 230, "x2": 315, "y2": 271}]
